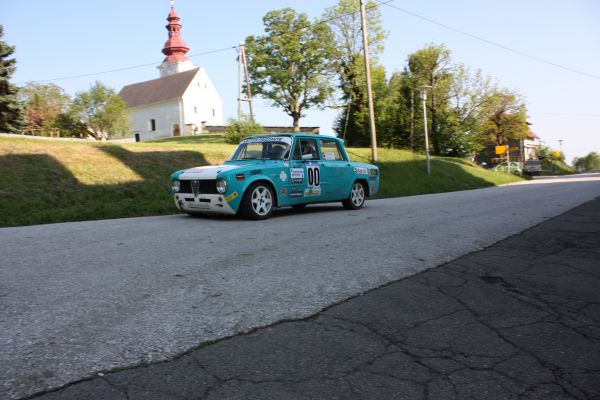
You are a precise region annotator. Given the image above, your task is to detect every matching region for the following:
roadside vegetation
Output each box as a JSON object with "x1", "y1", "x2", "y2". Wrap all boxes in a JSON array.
[{"x1": 0, "y1": 134, "x2": 521, "y2": 227}]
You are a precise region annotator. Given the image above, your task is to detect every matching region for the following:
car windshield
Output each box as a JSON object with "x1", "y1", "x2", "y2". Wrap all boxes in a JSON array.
[{"x1": 230, "y1": 137, "x2": 292, "y2": 161}]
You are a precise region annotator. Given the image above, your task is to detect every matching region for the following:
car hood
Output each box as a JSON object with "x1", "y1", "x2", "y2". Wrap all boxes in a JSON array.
[
  {"x1": 178, "y1": 161, "x2": 267, "y2": 180},
  {"x1": 178, "y1": 165, "x2": 239, "y2": 180}
]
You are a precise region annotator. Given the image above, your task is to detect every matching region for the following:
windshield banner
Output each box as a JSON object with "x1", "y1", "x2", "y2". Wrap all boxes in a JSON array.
[{"x1": 241, "y1": 136, "x2": 292, "y2": 145}]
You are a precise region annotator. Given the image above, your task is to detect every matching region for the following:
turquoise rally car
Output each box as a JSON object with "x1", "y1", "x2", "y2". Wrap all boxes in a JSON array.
[{"x1": 169, "y1": 134, "x2": 379, "y2": 219}]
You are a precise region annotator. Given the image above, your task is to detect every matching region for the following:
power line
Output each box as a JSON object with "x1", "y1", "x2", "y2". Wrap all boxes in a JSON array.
[
  {"x1": 375, "y1": 0, "x2": 600, "y2": 81},
  {"x1": 531, "y1": 111, "x2": 600, "y2": 118},
  {"x1": 17, "y1": 46, "x2": 238, "y2": 85},
  {"x1": 18, "y1": 2, "x2": 390, "y2": 86}
]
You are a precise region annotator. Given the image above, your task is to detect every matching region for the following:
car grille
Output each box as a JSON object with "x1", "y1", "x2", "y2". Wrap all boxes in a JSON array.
[{"x1": 179, "y1": 179, "x2": 218, "y2": 195}]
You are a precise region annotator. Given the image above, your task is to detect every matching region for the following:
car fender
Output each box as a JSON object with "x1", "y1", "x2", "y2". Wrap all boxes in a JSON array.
[
  {"x1": 240, "y1": 175, "x2": 280, "y2": 208},
  {"x1": 347, "y1": 162, "x2": 379, "y2": 197}
]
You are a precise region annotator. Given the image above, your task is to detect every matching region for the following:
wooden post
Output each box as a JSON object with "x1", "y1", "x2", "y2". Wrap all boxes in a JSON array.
[
  {"x1": 237, "y1": 44, "x2": 243, "y2": 121},
  {"x1": 240, "y1": 43, "x2": 254, "y2": 121},
  {"x1": 359, "y1": 0, "x2": 377, "y2": 162}
]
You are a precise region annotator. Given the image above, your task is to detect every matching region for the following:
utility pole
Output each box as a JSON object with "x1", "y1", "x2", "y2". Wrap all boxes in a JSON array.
[
  {"x1": 417, "y1": 85, "x2": 432, "y2": 176},
  {"x1": 237, "y1": 43, "x2": 254, "y2": 121},
  {"x1": 359, "y1": 0, "x2": 377, "y2": 162},
  {"x1": 410, "y1": 89, "x2": 415, "y2": 151},
  {"x1": 237, "y1": 45, "x2": 243, "y2": 121}
]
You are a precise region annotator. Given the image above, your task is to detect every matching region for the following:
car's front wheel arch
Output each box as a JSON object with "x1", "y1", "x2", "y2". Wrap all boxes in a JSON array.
[
  {"x1": 342, "y1": 180, "x2": 368, "y2": 210},
  {"x1": 240, "y1": 179, "x2": 278, "y2": 219},
  {"x1": 355, "y1": 178, "x2": 370, "y2": 197},
  {"x1": 245, "y1": 179, "x2": 278, "y2": 208}
]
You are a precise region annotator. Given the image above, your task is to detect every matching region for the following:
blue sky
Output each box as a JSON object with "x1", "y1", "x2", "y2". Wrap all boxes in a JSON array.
[{"x1": 2, "y1": 0, "x2": 599, "y2": 161}]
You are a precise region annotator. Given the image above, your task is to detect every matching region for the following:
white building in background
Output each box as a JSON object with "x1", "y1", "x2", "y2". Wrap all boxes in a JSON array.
[{"x1": 119, "y1": 4, "x2": 223, "y2": 141}]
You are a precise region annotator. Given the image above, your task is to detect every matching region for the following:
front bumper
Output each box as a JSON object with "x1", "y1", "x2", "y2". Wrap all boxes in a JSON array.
[{"x1": 174, "y1": 193, "x2": 236, "y2": 215}]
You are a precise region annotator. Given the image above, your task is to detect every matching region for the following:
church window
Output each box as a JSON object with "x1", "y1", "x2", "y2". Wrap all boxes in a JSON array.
[
  {"x1": 194, "y1": 106, "x2": 198, "y2": 114},
  {"x1": 149, "y1": 119, "x2": 156, "y2": 131},
  {"x1": 212, "y1": 109, "x2": 215, "y2": 117}
]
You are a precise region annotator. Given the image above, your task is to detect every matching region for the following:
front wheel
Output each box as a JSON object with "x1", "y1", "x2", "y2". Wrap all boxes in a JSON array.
[
  {"x1": 241, "y1": 182, "x2": 275, "y2": 219},
  {"x1": 342, "y1": 181, "x2": 366, "y2": 210}
]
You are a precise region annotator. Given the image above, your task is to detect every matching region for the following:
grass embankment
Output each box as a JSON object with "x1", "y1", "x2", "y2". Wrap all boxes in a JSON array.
[
  {"x1": 0, "y1": 134, "x2": 522, "y2": 227},
  {"x1": 541, "y1": 159, "x2": 575, "y2": 176}
]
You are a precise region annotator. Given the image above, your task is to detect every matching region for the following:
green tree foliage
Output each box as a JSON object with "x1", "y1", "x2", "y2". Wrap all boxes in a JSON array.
[
  {"x1": 19, "y1": 82, "x2": 70, "y2": 130},
  {"x1": 245, "y1": 8, "x2": 337, "y2": 131},
  {"x1": 324, "y1": 0, "x2": 386, "y2": 146},
  {"x1": 0, "y1": 25, "x2": 26, "y2": 132},
  {"x1": 225, "y1": 116, "x2": 264, "y2": 144},
  {"x1": 573, "y1": 152, "x2": 600, "y2": 171},
  {"x1": 407, "y1": 44, "x2": 453, "y2": 155},
  {"x1": 333, "y1": 57, "x2": 388, "y2": 146},
  {"x1": 70, "y1": 81, "x2": 129, "y2": 139},
  {"x1": 338, "y1": 42, "x2": 529, "y2": 158},
  {"x1": 480, "y1": 88, "x2": 529, "y2": 146}
]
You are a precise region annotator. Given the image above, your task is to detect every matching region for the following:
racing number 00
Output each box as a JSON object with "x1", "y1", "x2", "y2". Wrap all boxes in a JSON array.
[{"x1": 307, "y1": 166, "x2": 320, "y2": 187}]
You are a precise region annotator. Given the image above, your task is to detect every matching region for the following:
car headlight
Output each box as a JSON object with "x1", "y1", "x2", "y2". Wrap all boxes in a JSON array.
[
  {"x1": 216, "y1": 178, "x2": 227, "y2": 194},
  {"x1": 171, "y1": 180, "x2": 181, "y2": 193}
]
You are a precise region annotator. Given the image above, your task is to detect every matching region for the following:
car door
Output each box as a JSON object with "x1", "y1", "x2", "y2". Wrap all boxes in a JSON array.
[
  {"x1": 318, "y1": 138, "x2": 351, "y2": 199},
  {"x1": 290, "y1": 138, "x2": 323, "y2": 202}
]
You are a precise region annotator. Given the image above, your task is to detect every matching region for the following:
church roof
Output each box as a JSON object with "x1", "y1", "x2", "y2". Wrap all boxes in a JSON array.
[{"x1": 119, "y1": 68, "x2": 199, "y2": 108}]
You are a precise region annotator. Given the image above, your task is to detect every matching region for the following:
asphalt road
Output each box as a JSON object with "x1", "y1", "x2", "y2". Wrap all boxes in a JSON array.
[
  {"x1": 28, "y1": 186, "x2": 600, "y2": 400},
  {"x1": 1, "y1": 173, "x2": 600, "y2": 399}
]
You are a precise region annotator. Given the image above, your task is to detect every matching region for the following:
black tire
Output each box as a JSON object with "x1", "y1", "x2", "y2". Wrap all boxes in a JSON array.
[
  {"x1": 241, "y1": 182, "x2": 275, "y2": 219},
  {"x1": 342, "y1": 181, "x2": 366, "y2": 210},
  {"x1": 291, "y1": 204, "x2": 307, "y2": 209}
]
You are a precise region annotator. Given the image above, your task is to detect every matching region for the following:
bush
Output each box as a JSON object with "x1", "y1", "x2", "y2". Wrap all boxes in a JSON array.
[{"x1": 225, "y1": 117, "x2": 264, "y2": 144}]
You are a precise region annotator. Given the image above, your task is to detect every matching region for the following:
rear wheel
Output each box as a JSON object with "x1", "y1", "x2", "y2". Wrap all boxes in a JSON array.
[
  {"x1": 241, "y1": 182, "x2": 274, "y2": 219},
  {"x1": 342, "y1": 181, "x2": 366, "y2": 210}
]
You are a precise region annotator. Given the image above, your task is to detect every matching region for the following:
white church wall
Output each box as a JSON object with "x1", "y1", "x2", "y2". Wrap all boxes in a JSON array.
[
  {"x1": 182, "y1": 68, "x2": 224, "y2": 130},
  {"x1": 129, "y1": 99, "x2": 182, "y2": 141}
]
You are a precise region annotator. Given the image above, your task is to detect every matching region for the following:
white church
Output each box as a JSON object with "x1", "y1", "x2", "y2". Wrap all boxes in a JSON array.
[{"x1": 119, "y1": 4, "x2": 223, "y2": 141}]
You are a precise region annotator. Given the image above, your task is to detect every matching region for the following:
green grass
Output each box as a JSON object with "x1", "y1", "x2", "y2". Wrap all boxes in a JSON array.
[
  {"x1": 0, "y1": 134, "x2": 522, "y2": 227},
  {"x1": 346, "y1": 148, "x2": 521, "y2": 198},
  {"x1": 540, "y1": 159, "x2": 575, "y2": 176}
]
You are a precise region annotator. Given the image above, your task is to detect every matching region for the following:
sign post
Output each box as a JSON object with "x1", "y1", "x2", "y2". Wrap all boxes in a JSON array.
[{"x1": 495, "y1": 145, "x2": 510, "y2": 173}]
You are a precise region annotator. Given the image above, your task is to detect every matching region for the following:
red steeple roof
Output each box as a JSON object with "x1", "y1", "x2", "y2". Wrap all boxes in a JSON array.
[{"x1": 161, "y1": 3, "x2": 190, "y2": 62}]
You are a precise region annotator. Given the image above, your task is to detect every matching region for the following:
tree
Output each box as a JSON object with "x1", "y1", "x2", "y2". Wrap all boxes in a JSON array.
[
  {"x1": 19, "y1": 82, "x2": 70, "y2": 130},
  {"x1": 70, "y1": 81, "x2": 129, "y2": 139},
  {"x1": 324, "y1": 0, "x2": 386, "y2": 144},
  {"x1": 0, "y1": 25, "x2": 26, "y2": 132},
  {"x1": 435, "y1": 65, "x2": 495, "y2": 156},
  {"x1": 480, "y1": 88, "x2": 529, "y2": 146},
  {"x1": 573, "y1": 152, "x2": 600, "y2": 171},
  {"x1": 407, "y1": 44, "x2": 453, "y2": 155},
  {"x1": 225, "y1": 116, "x2": 264, "y2": 144},
  {"x1": 333, "y1": 56, "x2": 388, "y2": 146},
  {"x1": 245, "y1": 8, "x2": 338, "y2": 131}
]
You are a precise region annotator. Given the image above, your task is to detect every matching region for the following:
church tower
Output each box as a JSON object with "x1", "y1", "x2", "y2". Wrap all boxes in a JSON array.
[
  {"x1": 158, "y1": 1, "x2": 195, "y2": 77},
  {"x1": 120, "y1": 1, "x2": 224, "y2": 141}
]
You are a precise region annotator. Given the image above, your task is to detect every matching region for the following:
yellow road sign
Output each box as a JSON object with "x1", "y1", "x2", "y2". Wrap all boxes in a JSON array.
[{"x1": 495, "y1": 145, "x2": 508, "y2": 155}]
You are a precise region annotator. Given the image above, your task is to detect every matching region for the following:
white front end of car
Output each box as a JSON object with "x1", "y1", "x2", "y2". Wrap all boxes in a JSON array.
[
  {"x1": 172, "y1": 165, "x2": 239, "y2": 215},
  {"x1": 173, "y1": 193, "x2": 236, "y2": 215}
]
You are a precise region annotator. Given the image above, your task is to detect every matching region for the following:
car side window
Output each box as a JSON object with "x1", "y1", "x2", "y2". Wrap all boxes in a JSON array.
[
  {"x1": 293, "y1": 139, "x2": 319, "y2": 160},
  {"x1": 319, "y1": 139, "x2": 345, "y2": 161}
]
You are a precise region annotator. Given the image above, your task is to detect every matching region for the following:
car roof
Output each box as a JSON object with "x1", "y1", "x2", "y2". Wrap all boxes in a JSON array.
[{"x1": 247, "y1": 133, "x2": 342, "y2": 142}]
